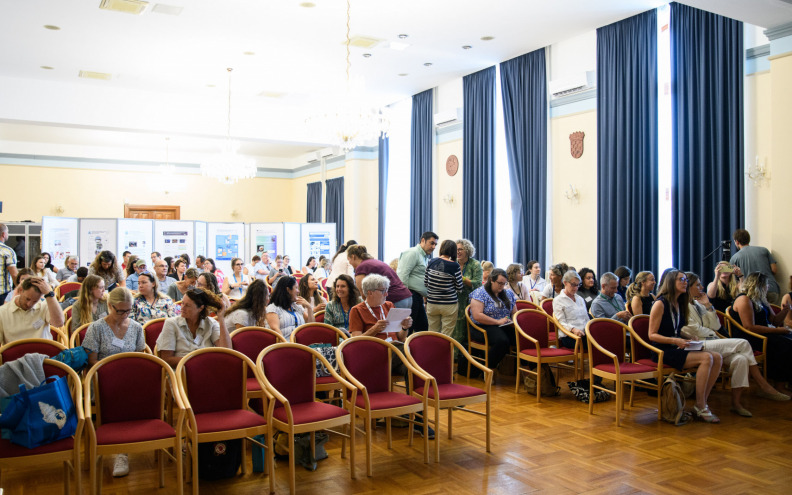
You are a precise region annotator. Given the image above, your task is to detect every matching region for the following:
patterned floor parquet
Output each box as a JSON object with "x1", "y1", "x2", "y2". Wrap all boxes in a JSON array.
[{"x1": 3, "y1": 370, "x2": 791, "y2": 494}]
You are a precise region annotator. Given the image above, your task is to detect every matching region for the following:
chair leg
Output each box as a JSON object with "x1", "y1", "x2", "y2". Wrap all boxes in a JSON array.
[
  {"x1": 191, "y1": 436, "x2": 199, "y2": 495},
  {"x1": 536, "y1": 364, "x2": 542, "y2": 404},
  {"x1": 386, "y1": 415, "x2": 393, "y2": 449},
  {"x1": 656, "y1": 375, "x2": 663, "y2": 420},
  {"x1": 365, "y1": 413, "x2": 372, "y2": 477},
  {"x1": 63, "y1": 460, "x2": 70, "y2": 495},
  {"x1": 615, "y1": 380, "x2": 623, "y2": 427},
  {"x1": 588, "y1": 378, "x2": 595, "y2": 415},
  {"x1": 349, "y1": 414, "x2": 356, "y2": 480},
  {"x1": 447, "y1": 407, "x2": 453, "y2": 439},
  {"x1": 288, "y1": 431, "x2": 296, "y2": 495},
  {"x1": 485, "y1": 395, "x2": 491, "y2": 453},
  {"x1": 434, "y1": 402, "x2": 440, "y2": 463},
  {"x1": 175, "y1": 440, "x2": 184, "y2": 495},
  {"x1": 267, "y1": 430, "x2": 275, "y2": 495},
  {"x1": 158, "y1": 450, "x2": 165, "y2": 487}
]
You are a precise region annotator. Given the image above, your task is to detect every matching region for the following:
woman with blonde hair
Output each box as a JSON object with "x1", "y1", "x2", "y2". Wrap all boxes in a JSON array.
[
  {"x1": 706, "y1": 261, "x2": 741, "y2": 312},
  {"x1": 626, "y1": 271, "x2": 656, "y2": 315},
  {"x1": 30, "y1": 254, "x2": 58, "y2": 290},
  {"x1": 505, "y1": 263, "x2": 530, "y2": 301},
  {"x1": 222, "y1": 257, "x2": 251, "y2": 299},
  {"x1": 71, "y1": 274, "x2": 108, "y2": 333}
]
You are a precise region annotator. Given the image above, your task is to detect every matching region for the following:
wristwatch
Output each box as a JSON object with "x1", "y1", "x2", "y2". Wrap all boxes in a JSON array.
[{"x1": 44, "y1": 291, "x2": 55, "y2": 298}]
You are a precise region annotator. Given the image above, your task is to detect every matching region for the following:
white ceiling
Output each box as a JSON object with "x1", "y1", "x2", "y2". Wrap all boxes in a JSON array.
[{"x1": 0, "y1": 0, "x2": 790, "y2": 167}]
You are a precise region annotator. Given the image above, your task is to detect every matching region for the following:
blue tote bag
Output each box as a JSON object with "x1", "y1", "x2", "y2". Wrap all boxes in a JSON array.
[{"x1": 0, "y1": 375, "x2": 77, "y2": 448}]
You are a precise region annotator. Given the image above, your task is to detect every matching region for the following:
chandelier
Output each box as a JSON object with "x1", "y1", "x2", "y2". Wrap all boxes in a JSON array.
[
  {"x1": 200, "y1": 68, "x2": 257, "y2": 184},
  {"x1": 306, "y1": 0, "x2": 389, "y2": 152}
]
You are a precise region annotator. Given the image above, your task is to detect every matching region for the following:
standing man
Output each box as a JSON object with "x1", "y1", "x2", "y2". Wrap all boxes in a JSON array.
[
  {"x1": 0, "y1": 224, "x2": 19, "y2": 306},
  {"x1": 729, "y1": 229, "x2": 780, "y2": 303},
  {"x1": 397, "y1": 231, "x2": 438, "y2": 333},
  {"x1": 0, "y1": 277, "x2": 64, "y2": 344},
  {"x1": 153, "y1": 258, "x2": 175, "y2": 294}
]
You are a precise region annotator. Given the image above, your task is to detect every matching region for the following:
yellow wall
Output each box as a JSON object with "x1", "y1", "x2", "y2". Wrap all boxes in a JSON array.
[
  {"x1": 769, "y1": 51, "x2": 792, "y2": 292},
  {"x1": 550, "y1": 109, "x2": 598, "y2": 270},
  {"x1": 435, "y1": 138, "x2": 464, "y2": 243},
  {"x1": 744, "y1": 71, "x2": 773, "y2": 246},
  {"x1": 343, "y1": 157, "x2": 379, "y2": 255}
]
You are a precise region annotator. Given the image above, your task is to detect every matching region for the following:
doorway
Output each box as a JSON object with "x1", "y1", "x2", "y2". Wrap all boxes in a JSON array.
[{"x1": 123, "y1": 205, "x2": 180, "y2": 220}]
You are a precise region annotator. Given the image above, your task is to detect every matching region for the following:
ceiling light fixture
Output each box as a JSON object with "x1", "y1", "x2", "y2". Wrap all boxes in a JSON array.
[
  {"x1": 40, "y1": 66, "x2": 54, "y2": 70},
  {"x1": 480, "y1": 36, "x2": 495, "y2": 41},
  {"x1": 200, "y1": 68, "x2": 257, "y2": 185},
  {"x1": 43, "y1": 25, "x2": 60, "y2": 30},
  {"x1": 305, "y1": 0, "x2": 389, "y2": 152},
  {"x1": 300, "y1": 2, "x2": 316, "y2": 7},
  {"x1": 462, "y1": 45, "x2": 472, "y2": 50},
  {"x1": 398, "y1": 34, "x2": 408, "y2": 39},
  {"x1": 362, "y1": 53, "x2": 371, "y2": 58},
  {"x1": 423, "y1": 62, "x2": 433, "y2": 67}
]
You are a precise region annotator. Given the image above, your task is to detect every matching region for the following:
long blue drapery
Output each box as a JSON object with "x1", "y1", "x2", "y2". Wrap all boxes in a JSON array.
[
  {"x1": 500, "y1": 48, "x2": 547, "y2": 269},
  {"x1": 596, "y1": 9, "x2": 658, "y2": 277},
  {"x1": 463, "y1": 66, "x2": 496, "y2": 263},
  {"x1": 671, "y1": 2, "x2": 743, "y2": 282},
  {"x1": 325, "y1": 177, "x2": 344, "y2": 245},
  {"x1": 410, "y1": 89, "x2": 433, "y2": 244},
  {"x1": 378, "y1": 135, "x2": 389, "y2": 260},
  {"x1": 306, "y1": 181, "x2": 322, "y2": 223}
]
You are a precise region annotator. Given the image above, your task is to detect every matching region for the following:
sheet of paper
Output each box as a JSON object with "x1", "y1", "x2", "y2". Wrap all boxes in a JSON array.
[
  {"x1": 686, "y1": 341, "x2": 703, "y2": 351},
  {"x1": 384, "y1": 308, "x2": 412, "y2": 334}
]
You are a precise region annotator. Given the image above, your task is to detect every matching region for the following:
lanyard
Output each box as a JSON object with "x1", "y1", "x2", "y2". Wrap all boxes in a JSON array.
[
  {"x1": 528, "y1": 276, "x2": 539, "y2": 290},
  {"x1": 286, "y1": 308, "x2": 298, "y2": 327},
  {"x1": 599, "y1": 294, "x2": 621, "y2": 312},
  {"x1": 364, "y1": 300, "x2": 385, "y2": 321}
]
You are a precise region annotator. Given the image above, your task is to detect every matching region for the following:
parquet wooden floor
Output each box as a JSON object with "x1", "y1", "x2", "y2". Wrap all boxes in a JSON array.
[{"x1": 3, "y1": 371, "x2": 791, "y2": 494}]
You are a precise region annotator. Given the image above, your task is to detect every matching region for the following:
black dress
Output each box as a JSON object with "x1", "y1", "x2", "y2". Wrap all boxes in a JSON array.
[
  {"x1": 710, "y1": 282, "x2": 734, "y2": 313},
  {"x1": 629, "y1": 295, "x2": 655, "y2": 315},
  {"x1": 651, "y1": 296, "x2": 691, "y2": 370},
  {"x1": 732, "y1": 294, "x2": 792, "y2": 381}
]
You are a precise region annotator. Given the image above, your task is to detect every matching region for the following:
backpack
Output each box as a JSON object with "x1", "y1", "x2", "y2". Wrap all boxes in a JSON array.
[
  {"x1": 661, "y1": 375, "x2": 692, "y2": 426},
  {"x1": 198, "y1": 439, "x2": 242, "y2": 480},
  {"x1": 523, "y1": 364, "x2": 560, "y2": 397}
]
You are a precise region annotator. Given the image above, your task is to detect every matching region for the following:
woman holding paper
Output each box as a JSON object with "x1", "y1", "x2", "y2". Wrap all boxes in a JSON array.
[
  {"x1": 349, "y1": 274, "x2": 412, "y2": 340},
  {"x1": 468, "y1": 268, "x2": 517, "y2": 371},
  {"x1": 648, "y1": 270, "x2": 723, "y2": 423}
]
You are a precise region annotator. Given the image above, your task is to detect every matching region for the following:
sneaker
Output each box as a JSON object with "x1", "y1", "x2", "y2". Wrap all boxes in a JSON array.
[
  {"x1": 413, "y1": 423, "x2": 435, "y2": 440},
  {"x1": 113, "y1": 453, "x2": 129, "y2": 477}
]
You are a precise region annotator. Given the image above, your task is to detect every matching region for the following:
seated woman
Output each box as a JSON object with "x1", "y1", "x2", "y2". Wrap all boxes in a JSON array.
[
  {"x1": 684, "y1": 272, "x2": 788, "y2": 416},
  {"x1": 553, "y1": 270, "x2": 591, "y2": 349},
  {"x1": 614, "y1": 265, "x2": 632, "y2": 303},
  {"x1": 302, "y1": 256, "x2": 317, "y2": 274},
  {"x1": 505, "y1": 264, "x2": 530, "y2": 301},
  {"x1": 468, "y1": 268, "x2": 517, "y2": 371},
  {"x1": 626, "y1": 271, "x2": 656, "y2": 315},
  {"x1": 324, "y1": 274, "x2": 361, "y2": 336},
  {"x1": 202, "y1": 258, "x2": 225, "y2": 289},
  {"x1": 222, "y1": 257, "x2": 251, "y2": 299},
  {"x1": 706, "y1": 261, "x2": 741, "y2": 313},
  {"x1": 30, "y1": 254, "x2": 58, "y2": 290},
  {"x1": 480, "y1": 261, "x2": 494, "y2": 286},
  {"x1": 81, "y1": 287, "x2": 145, "y2": 478},
  {"x1": 223, "y1": 279, "x2": 270, "y2": 330},
  {"x1": 71, "y1": 275, "x2": 108, "y2": 333},
  {"x1": 170, "y1": 258, "x2": 188, "y2": 282},
  {"x1": 298, "y1": 273, "x2": 327, "y2": 313},
  {"x1": 167, "y1": 268, "x2": 199, "y2": 302},
  {"x1": 525, "y1": 260, "x2": 546, "y2": 293},
  {"x1": 349, "y1": 274, "x2": 412, "y2": 341},
  {"x1": 267, "y1": 256, "x2": 287, "y2": 287},
  {"x1": 42, "y1": 252, "x2": 59, "y2": 275},
  {"x1": 131, "y1": 273, "x2": 175, "y2": 325},
  {"x1": 88, "y1": 250, "x2": 126, "y2": 289},
  {"x1": 540, "y1": 263, "x2": 567, "y2": 300},
  {"x1": 195, "y1": 271, "x2": 231, "y2": 309},
  {"x1": 648, "y1": 270, "x2": 723, "y2": 423},
  {"x1": 732, "y1": 272, "x2": 792, "y2": 392},
  {"x1": 156, "y1": 288, "x2": 231, "y2": 368},
  {"x1": 265, "y1": 276, "x2": 314, "y2": 340},
  {"x1": 314, "y1": 259, "x2": 331, "y2": 280},
  {"x1": 577, "y1": 267, "x2": 599, "y2": 311},
  {"x1": 283, "y1": 255, "x2": 294, "y2": 275}
]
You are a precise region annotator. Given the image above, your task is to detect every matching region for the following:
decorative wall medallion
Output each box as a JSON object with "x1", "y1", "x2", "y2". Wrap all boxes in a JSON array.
[
  {"x1": 570, "y1": 131, "x2": 585, "y2": 159},
  {"x1": 446, "y1": 155, "x2": 459, "y2": 176}
]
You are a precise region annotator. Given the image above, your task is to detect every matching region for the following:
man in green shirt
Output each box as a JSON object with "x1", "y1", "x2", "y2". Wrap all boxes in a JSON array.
[{"x1": 397, "y1": 231, "x2": 438, "y2": 332}]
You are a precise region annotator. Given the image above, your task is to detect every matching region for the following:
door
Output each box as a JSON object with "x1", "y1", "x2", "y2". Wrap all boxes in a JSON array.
[{"x1": 124, "y1": 205, "x2": 180, "y2": 220}]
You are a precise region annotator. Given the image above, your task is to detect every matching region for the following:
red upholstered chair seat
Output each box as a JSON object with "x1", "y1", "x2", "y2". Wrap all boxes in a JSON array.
[
  {"x1": 316, "y1": 376, "x2": 340, "y2": 385},
  {"x1": 246, "y1": 377, "x2": 262, "y2": 391},
  {"x1": 520, "y1": 347, "x2": 574, "y2": 358},
  {"x1": 414, "y1": 383, "x2": 486, "y2": 401},
  {"x1": 754, "y1": 351, "x2": 762, "y2": 357},
  {"x1": 0, "y1": 437, "x2": 74, "y2": 457},
  {"x1": 636, "y1": 358, "x2": 672, "y2": 369},
  {"x1": 594, "y1": 362, "x2": 656, "y2": 375},
  {"x1": 194, "y1": 410, "x2": 267, "y2": 434},
  {"x1": 355, "y1": 391, "x2": 421, "y2": 410},
  {"x1": 96, "y1": 419, "x2": 175, "y2": 445},
  {"x1": 272, "y1": 401, "x2": 348, "y2": 424}
]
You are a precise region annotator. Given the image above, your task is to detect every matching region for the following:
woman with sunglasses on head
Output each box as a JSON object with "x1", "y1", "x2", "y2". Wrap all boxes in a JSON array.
[
  {"x1": 221, "y1": 257, "x2": 251, "y2": 299},
  {"x1": 131, "y1": 272, "x2": 175, "y2": 325},
  {"x1": 266, "y1": 276, "x2": 314, "y2": 340},
  {"x1": 88, "y1": 250, "x2": 126, "y2": 289},
  {"x1": 70, "y1": 274, "x2": 108, "y2": 333}
]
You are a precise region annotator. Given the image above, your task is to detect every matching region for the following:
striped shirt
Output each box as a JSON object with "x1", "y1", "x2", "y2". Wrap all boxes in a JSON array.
[
  {"x1": 424, "y1": 258, "x2": 463, "y2": 305},
  {"x1": 0, "y1": 242, "x2": 16, "y2": 294}
]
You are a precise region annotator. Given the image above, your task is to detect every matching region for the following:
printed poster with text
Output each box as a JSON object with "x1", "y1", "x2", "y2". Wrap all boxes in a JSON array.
[
  {"x1": 215, "y1": 235, "x2": 239, "y2": 260},
  {"x1": 308, "y1": 231, "x2": 332, "y2": 258},
  {"x1": 154, "y1": 221, "x2": 195, "y2": 261}
]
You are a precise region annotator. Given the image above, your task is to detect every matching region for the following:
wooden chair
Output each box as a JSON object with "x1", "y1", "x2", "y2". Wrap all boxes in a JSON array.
[
  {"x1": 540, "y1": 297, "x2": 554, "y2": 315},
  {"x1": 515, "y1": 299, "x2": 540, "y2": 311},
  {"x1": 230, "y1": 326, "x2": 286, "y2": 405},
  {"x1": 83, "y1": 352, "x2": 185, "y2": 495},
  {"x1": 291, "y1": 323, "x2": 348, "y2": 401},
  {"x1": 586, "y1": 319, "x2": 663, "y2": 426},
  {"x1": 513, "y1": 309, "x2": 577, "y2": 400},
  {"x1": 627, "y1": 315, "x2": 676, "y2": 379},
  {"x1": 68, "y1": 323, "x2": 90, "y2": 348},
  {"x1": 0, "y1": 358, "x2": 84, "y2": 495},
  {"x1": 257, "y1": 343, "x2": 357, "y2": 494},
  {"x1": 176, "y1": 347, "x2": 273, "y2": 494},
  {"x1": 314, "y1": 310, "x2": 325, "y2": 323},
  {"x1": 320, "y1": 277, "x2": 329, "y2": 292},
  {"x1": 50, "y1": 326, "x2": 68, "y2": 346},
  {"x1": 337, "y1": 337, "x2": 430, "y2": 475},
  {"x1": 0, "y1": 338, "x2": 67, "y2": 365},
  {"x1": 724, "y1": 307, "x2": 767, "y2": 377},
  {"x1": 464, "y1": 305, "x2": 489, "y2": 377},
  {"x1": 142, "y1": 318, "x2": 166, "y2": 354},
  {"x1": 538, "y1": 298, "x2": 558, "y2": 344},
  {"x1": 55, "y1": 281, "x2": 81, "y2": 301},
  {"x1": 404, "y1": 332, "x2": 492, "y2": 463}
]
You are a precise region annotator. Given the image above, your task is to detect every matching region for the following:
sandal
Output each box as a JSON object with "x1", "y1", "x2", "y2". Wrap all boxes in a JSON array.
[{"x1": 693, "y1": 405, "x2": 720, "y2": 423}]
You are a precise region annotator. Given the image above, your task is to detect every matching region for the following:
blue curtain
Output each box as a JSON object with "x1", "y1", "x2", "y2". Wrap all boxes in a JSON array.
[
  {"x1": 410, "y1": 88, "x2": 433, "y2": 244},
  {"x1": 325, "y1": 177, "x2": 344, "y2": 245},
  {"x1": 671, "y1": 2, "x2": 743, "y2": 281},
  {"x1": 596, "y1": 10, "x2": 658, "y2": 277},
  {"x1": 306, "y1": 181, "x2": 322, "y2": 223},
  {"x1": 500, "y1": 48, "x2": 547, "y2": 269},
  {"x1": 463, "y1": 66, "x2": 496, "y2": 263},
  {"x1": 378, "y1": 135, "x2": 389, "y2": 261}
]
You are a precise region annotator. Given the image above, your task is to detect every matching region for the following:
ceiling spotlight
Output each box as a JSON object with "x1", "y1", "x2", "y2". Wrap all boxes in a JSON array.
[
  {"x1": 480, "y1": 36, "x2": 495, "y2": 41},
  {"x1": 40, "y1": 66, "x2": 54, "y2": 70},
  {"x1": 300, "y1": 2, "x2": 316, "y2": 7},
  {"x1": 398, "y1": 73, "x2": 408, "y2": 77},
  {"x1": 462, "y1": 45, "x2": 472, "y2": 50},
  {"x1": 43, "y1": 25, "x2": 60, "y2": 30},
  {"x1": 423, "y1": 62, "x2": 433, "y2": 67},
  {"x1": 243, "y1": 51, "x2": 255, "y2": 56},
  {"x1": 206, "y1": 84, "x2": 216, "y2": 88},
  {"x1": 398, "y1": 34, "x2": 408, "y2": 39},
  {"x1": 363, "y1": 53, "x2": 372, "y2": 58}
]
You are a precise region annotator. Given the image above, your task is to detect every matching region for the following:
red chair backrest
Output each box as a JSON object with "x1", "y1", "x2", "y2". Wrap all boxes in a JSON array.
[
  {"x1": 314, "y1": 311, "x2": 325, "y2": 323},
  {"x1": 74, "y1": 326, "x2": 89, "y2": 347},
  {"x1": 515, "y1": 300, "x2": 540, "y2": 311},
  {"x1": 144, "y1": 320, "x2": 165, "y2": 351},
  {"x1": 231, "y1": 328, "x2": 283, "y2": 377},
  {"x1": 294, "y1": 273, "x2": 304, "y2": 281},
  {"x1": 64, "y1": 306, "x2": 73, "y2": 320},
  {"x1": 293, "y1": 324, "x2": 339, "y2": 345},
  {"x1": 183, "y1": 351, "x2": 246, "y2": 413},
  {"x1": 1, "y1": 340, "x2": 64, "y2": 363},
  {"x1": 407, "y1": 333, "x2": 453, "y2": 390},
  {"x1": 628, "y1": 315, "x2": 652, "y2": 361},
  {"x1": 588, "y1": 320, "x2": 626, "y2": 367},
  {"x1": 320, "y1": 278, "x2": 328, "y2": 291},
  {"x1": 340, "y1": 339, "x2": 390, "y2": 394},
  {"x1": 96, "y1": 355, "x2": 164, "y2": 424},
  {"x1": 261, "y1": 346, "x2": 316, "y2": 406},
  {"x1": 514, "y1": 310, "x2": 551, "y2": 349},
  {"x1": 541, "y1": 298, "x2": 554, "y2": 315}
]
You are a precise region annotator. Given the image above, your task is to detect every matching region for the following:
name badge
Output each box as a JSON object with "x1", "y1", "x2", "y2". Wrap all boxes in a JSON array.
[
  {"x1": 32, "y1": 319, "x2": 45, "y2": 330},
  {"x1": 193, "y1": 335, "x2": 203, "y2": 345},
  {"x1": 111, "y1": 337, "x2": 125, "y2": 348}
]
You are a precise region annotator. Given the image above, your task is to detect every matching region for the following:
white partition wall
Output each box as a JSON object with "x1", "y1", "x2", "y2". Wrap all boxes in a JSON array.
[
  {"x1": 300, "y1": 223, "x2": 337, "y2": 263},
  {"x1": 283, "y1": 223, "x2": 302, "y2": 268},
  {"x1": 41, "y1": 216, "x2": 79, "y2": 267},
  {"x1": 248, "y1": 223, "x2": 284, "y2": 261},
  {"x1": 79, "y1": 219, "x2": 117, "y2": 267},
  {"x1": 153, "y1": 220, "x2": 195, "y2": 265},
  {"x1": 195, "y1": 221, "x2": 207, "y2": 261},
  {"x1": 207, "y1": 222, "x2": 245, "y2": 276},
  {"x1": 117, "y1": 219, "x2": 153, "y2": 262}
]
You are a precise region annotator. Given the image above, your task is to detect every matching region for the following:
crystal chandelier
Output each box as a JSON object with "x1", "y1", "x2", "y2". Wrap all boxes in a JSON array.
[
  {"x1": 306, "y1": 0, "x2": 389, "y2": 152},
  {"x1": 200, "y1": 68, "x2": 257, "y2": 184}
]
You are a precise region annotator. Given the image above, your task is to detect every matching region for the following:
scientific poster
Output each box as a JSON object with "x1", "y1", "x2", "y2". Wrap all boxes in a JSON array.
[
  {"x1": 79, "y1": 219, "x2": 117, "y2": 268},
  {"x1": 195, "y1": 221, "x2": 207, "y2": 260},
  {"x1": 300, "y1": 223, "x2": 336, "y2": 264},
  {"x1": 41, "y1": 216, "x2": 79, "y2": 266},
  {"x1": 207, "y1": 222, "x2": 245, "y2": 276},
  {"x1": 248, "y1": 223, "x2": 283, "y2": 260},
  {"x1": 117, "y1": 219, "x2": 153, "y2": 261},
  {"x1": 215, "y1": 234, "x2": 239, "y2": 260},
  {"x1": 153, "y1": 220, "x2": 195, "y2": 262}
]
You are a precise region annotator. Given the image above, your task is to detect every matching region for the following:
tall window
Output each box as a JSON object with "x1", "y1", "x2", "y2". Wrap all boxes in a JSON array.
[
  {"x1": 494, "y1": 65, "x2": 514, "y2": 267},
  {"x1": 657, "y1": 4, "x2": 673, "y2": 272},
  {"x1": 384, "y1": 97, "x2": 412, "y2": 262}
]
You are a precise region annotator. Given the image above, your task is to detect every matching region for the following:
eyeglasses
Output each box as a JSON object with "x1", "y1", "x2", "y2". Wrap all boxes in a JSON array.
[
  {"x1": 566, "y1": 283, "x2": 581, "y2": 288},
  {"x1": 112, "y1": 305, "x2": 132, "y2": 315},
  {"x1": 677, "y1": 277, "x2": 688, "y2": 283},
  {"x1": 234, "y1": 263, "x2": 243, "y2": 266},
  {"x1": 374, "y1": 288, "x2": 388, "y2": 294}
]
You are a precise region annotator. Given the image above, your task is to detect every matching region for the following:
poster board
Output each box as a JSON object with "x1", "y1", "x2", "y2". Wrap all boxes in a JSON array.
[
  {"x1": 207, "y1": 222, "x2": 245, "y2": 276},
  {"x1": 153, "y1": 220, "x2": 195, "y2": 264},
  {"x1": 41, "y1": 216, "x2": 79, "y2": 267},
  {"x1": 300, "y1": 223, "x2": 337, "y2": 265},
  {"x1": 79, "y1": 219, "x2": 117, "y2": 268},
  {"x1": 283, "y1": 223, "x2": 302, "y2": 268},
  {"x1": 248, "y1": 223, "x2": 283, "y2": 261},
  {"x1": 194, "y1": 221, "x2": 207, "y2": 262},
  {"x1": 117, "y1": 219, "x2": 153, "y2": 263}
]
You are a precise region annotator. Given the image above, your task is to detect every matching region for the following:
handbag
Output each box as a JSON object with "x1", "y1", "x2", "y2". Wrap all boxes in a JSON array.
[
  {"x1": 51, "y1": 347, "x2": 89, "y2": 372},
  {"x1": 308, "y1": 343, "x2": 338, "y2": 378},
  {"x1": 0, "y1": 375, "x2": 77, "y2": 448}
]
